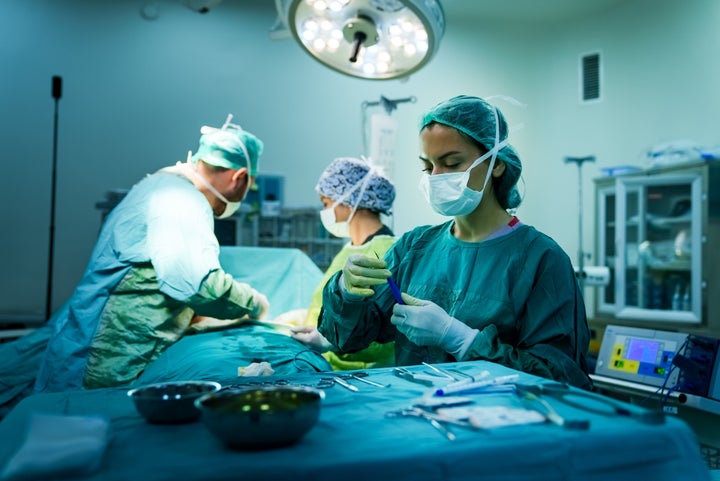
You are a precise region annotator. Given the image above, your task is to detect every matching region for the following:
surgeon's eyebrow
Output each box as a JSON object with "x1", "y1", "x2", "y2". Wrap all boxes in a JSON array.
[{"x1": 419, "y1": 151, "x2": 463, "y2": 163}]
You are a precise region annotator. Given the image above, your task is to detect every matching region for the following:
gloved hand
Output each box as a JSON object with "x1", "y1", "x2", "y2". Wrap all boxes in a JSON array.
[
  {"x1": 289, "y1": 326, "x2": 333, "y2": 352},
  {"x1": 249, "y1": 288, "x2": 270, "y2": 320},
  {"x1": 340, "y1": 254, "x2": 391, "y2": 297},
  {"x1": 391, "y1": 293, "x2": 478, "y2": 360}
]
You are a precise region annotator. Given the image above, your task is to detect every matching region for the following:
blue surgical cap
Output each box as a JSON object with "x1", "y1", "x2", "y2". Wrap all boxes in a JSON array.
[
  {"x1": 191, "y1": 118, "x2": 264, "y2": 176},
  {"x1": 315, "y1": 157, "x2": 396, "y2": 215},
  {"x1": 420, "y1": 95, "x2": 522, "y2": 210}
]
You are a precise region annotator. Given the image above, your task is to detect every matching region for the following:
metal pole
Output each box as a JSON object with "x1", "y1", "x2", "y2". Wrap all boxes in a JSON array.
[
  {"x1": 46, "y1": 76, "x2": 62, "y2": 321},
  {"x1": 564, "y1": 156, "x2": 595, "y2": 290}
]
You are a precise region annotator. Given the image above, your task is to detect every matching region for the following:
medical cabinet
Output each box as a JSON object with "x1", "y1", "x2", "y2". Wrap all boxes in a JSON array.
[{"x1": 592, "y1": 160, "x2": 720, "y2": 338}]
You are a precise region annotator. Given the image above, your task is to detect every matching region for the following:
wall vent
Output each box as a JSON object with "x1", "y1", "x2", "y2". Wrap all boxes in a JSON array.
[{"x1": 580, "y1": 51, "x2": 602, "y2": 103}]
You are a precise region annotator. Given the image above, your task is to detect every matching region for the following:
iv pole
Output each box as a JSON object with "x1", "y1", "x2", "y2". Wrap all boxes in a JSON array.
[
  {"x1": 564, "y1": 155, "x2": 595, "y2": 291},
  {"x1": 46, "y1": 76, "x2": 62, "y2": 321}
]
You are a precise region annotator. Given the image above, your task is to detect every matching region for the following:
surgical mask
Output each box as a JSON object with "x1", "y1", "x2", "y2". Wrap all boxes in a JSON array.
[
  {"x1": 320, "y1": 206, "x2": 352, "y2": 238},
  {"x1": 419, "y1": 105, "x2": 509, "y2": 217},
  {"x1": 184, "y1": 155, "x2": 242, "y2": 219},
  {"x1": 318, "y1": 166, "x2": 374, "y2": 238}
]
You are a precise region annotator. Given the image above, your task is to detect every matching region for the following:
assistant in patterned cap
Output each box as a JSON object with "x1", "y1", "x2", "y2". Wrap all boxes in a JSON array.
[{"x1": 283, "y1": 156, "x2": 397, "y2": 371}]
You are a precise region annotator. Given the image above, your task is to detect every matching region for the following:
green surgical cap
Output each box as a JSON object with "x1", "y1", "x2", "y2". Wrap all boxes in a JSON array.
[
  {"x1": 420, "y1": 95, "x2": 522, "y2": 209},
  {"x1": 191, "y1": 124, "x2": 264, "y2": 176}
]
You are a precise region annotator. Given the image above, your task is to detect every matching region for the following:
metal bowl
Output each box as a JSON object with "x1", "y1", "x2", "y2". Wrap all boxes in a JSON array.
[
  {"x1": 127, "y1": 380, "x2": 221, "y2": 424},
  {"x1": 195, "y1": 385, "x2": 324, "y2": 450}
]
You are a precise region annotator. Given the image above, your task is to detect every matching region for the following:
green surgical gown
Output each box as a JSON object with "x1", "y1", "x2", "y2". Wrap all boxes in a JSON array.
[
  {"x1": 307, "y1": 231, "x2": 396, "y2": 370},
  {"x1": 319, "y1": 222, "x2": 592, "y2": 389}
]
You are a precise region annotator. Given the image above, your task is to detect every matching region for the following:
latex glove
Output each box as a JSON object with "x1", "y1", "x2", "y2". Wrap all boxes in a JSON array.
[
  {"x1": 341, "y1": 254, "x2": 391, "y2": 297},
  {"x1": 289, "y1": 326, "x2": 333, "y2": 352},
  {"x1": 391, "y1": 293, "x2": 478, "y2": 359},
  {"x1": 249, "y1": 288, "x2": 270, "y2": 320}
]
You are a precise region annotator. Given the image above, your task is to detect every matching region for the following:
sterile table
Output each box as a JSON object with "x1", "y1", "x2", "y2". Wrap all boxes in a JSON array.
[{"x1": 0, "y1": 361, "x2": 711, "y2": 481}]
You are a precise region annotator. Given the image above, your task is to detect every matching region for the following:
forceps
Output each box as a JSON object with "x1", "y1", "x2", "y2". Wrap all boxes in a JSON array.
[
  {"x1": 386, "y1": 407, "x2": 478, "y2": 441},
  {"x1": 516, "y1": 382, "x2": 665, "y2": 425},
  {"x1": 347, "y1": 372, "x2": 391, "y2": 388},
  {"x1": 393, "y1": 367, "x2": 435, "y2": 387}
]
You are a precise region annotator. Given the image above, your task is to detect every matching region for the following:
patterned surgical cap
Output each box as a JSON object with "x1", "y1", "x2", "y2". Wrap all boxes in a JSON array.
[{"x1": 315, "y1": 157, "x2": 395, "y2": 214}]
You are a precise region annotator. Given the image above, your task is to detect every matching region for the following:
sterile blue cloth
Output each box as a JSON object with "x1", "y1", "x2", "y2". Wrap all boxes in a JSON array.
[
  {"x1": 0, "y1": 361, "x2": 710, "y2": 481},
  {"x1": 0, "y1": 413, "x2": 110, "y2": 480},
  {"x1": 219, "y1": 246, "x2": 323, "y2": 320}
]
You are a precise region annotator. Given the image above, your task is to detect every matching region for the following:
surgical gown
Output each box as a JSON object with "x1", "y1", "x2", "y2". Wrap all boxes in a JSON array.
[
  {"x1": 318, "y1": 221, "x2": 592, "y2": 389},
  {"x1": 307, "y1": 228, "x2": 395, "y2": 370},
  {"x1": 35, "y1": 167, "x2": 260, "y2": 392}
]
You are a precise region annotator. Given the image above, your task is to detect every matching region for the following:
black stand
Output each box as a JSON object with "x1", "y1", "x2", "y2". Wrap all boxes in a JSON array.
[{"x1": 46, "y1": 76, "x2": 62, "y2": 321}]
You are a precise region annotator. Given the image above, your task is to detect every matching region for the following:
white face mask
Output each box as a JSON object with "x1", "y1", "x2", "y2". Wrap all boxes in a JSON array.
[
  {"x1": 320, "y1": 206, "x2": 353, "y2": 238},
  {"x1": 419, "y1": 104, "x2": 509, "y2": 217},
  {"x1": 318, "y1": 167, "x2": 373, "y2": 238},
  {"x1": 419, "y1": 149, "x2": 499, "y2": 217}
]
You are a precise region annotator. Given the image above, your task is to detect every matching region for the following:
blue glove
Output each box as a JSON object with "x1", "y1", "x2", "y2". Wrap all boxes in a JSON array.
[{"x1": 391, "y1": 293, "x2": 478, "y2": 359}]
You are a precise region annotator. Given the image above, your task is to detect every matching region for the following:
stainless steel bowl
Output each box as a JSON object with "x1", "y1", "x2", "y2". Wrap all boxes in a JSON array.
[
  {"x1": 195, "y1": 385, "x2": 324, "y2": 450},
  {"x1": 127, "y1": 380, "x2": 221, "y2": 424}
]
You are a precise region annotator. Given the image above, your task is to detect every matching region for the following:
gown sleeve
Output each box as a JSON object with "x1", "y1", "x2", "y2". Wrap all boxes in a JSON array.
[{"x1": 462, "y1": 242, "x2": 592, "y2": 389}]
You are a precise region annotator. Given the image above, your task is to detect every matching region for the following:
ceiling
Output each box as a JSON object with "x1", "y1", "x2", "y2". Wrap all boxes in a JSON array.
[{"x1": 441, "y1": 0, "x2": 629, "y2": 24}]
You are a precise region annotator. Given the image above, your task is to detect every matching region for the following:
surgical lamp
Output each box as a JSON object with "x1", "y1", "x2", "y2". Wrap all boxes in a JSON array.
[{"x1": 281, "y1": 0, "x2": 445, "y2": 80}]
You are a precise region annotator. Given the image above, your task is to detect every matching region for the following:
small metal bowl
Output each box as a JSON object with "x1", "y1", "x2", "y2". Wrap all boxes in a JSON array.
[
  {"x1": 195, "y1": 385, "x2": 324, "y2": 450},
  {"x1": 127, "y1": 380, "x2": 221, "y2": 424}
]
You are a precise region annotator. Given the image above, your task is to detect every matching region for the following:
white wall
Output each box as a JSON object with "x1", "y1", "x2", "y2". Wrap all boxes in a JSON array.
[{"x1": 0, "y1": 0, "x2": 717, "y2": 321}]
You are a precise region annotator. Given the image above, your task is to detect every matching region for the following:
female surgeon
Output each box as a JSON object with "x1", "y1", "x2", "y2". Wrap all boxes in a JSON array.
[
  {"x1": 288, "y1": 157, "x2": 397, "y2": 370},
  {"x1": 317, "y1": 95, "x2": 592, "y2": 389}
]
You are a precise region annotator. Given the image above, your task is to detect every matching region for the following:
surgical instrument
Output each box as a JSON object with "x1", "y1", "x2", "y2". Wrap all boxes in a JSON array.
[
  {"x1": 435, "y1": 374, "x2": 518, "y2": 396},
  {"x1": 393, "y1": 367, "x2": 435, "y2": 387},
  {"x1": 373, "y1": 251, "x2": 404, "y2": 305},
  {"x1": 386, "y1": 408, "x2": 461, "y2": 441},
  {"x1": 514, "y1": 384, "x2": 590, "y2": 430},
  {"x1": 333, "y1": 376, "x2": 359, "y2": 392},
  {"x1": 515, "y1": 382, "x2": 665, "y2": 425},
  {"x1": 348, "y1": 372, "x2": 391, "y2": 388},
  {"x1": 422, "y1": 362, "x2": 459, "y2": 381},
  {"x1": 387, "y1": 277, "x2": 405, "y2": 304}
]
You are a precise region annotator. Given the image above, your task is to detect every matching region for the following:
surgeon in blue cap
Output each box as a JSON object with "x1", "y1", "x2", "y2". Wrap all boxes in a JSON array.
[
  {"x1": 35, "y1": 115, "x2": 271, "y2": 392},
  {"x1": 318, "y1": 96, "x2": 592, "y2": 389}
]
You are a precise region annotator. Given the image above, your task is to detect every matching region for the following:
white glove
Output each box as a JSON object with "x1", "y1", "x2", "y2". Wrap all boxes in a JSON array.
[
  {"x1": 289, "y1": 326, "x2": 333, "y2": 352},
  {"x1": 391, "y1": 293, "x2": 478, "y2": 359},
  {"x1": 249, "y1": 288, "x2": 270, "y2": 320},
  {"x1": 341, "y1": 254, "x2": 391, "y2": 297}
]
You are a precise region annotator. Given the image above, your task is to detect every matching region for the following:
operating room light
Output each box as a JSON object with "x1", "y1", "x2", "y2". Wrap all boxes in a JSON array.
[{"x1": 284, "y1": 0, "x2": 445, "y2": 80}]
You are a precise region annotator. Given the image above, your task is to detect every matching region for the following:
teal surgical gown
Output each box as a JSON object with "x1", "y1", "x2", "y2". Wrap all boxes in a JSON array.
[
  {"x1": 318, "y1": 221, "x2": 592, "y2": 389},
  {"x1": 35, "y1": 167, "x2": 260, "y2": 392}
]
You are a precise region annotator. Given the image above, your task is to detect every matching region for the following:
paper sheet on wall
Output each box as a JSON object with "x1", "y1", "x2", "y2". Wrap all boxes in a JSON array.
[{"x1": 369, "y1": 113, "x2": 398, "y2": 182}]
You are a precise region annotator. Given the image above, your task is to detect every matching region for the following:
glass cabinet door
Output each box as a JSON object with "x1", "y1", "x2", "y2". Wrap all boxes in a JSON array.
[
  {"x1": 614, "y1": 173, "x2": 702, "y2": 323},
  {"x1": 597, "y1": 185, "x2": 616, "y2": 313}
]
